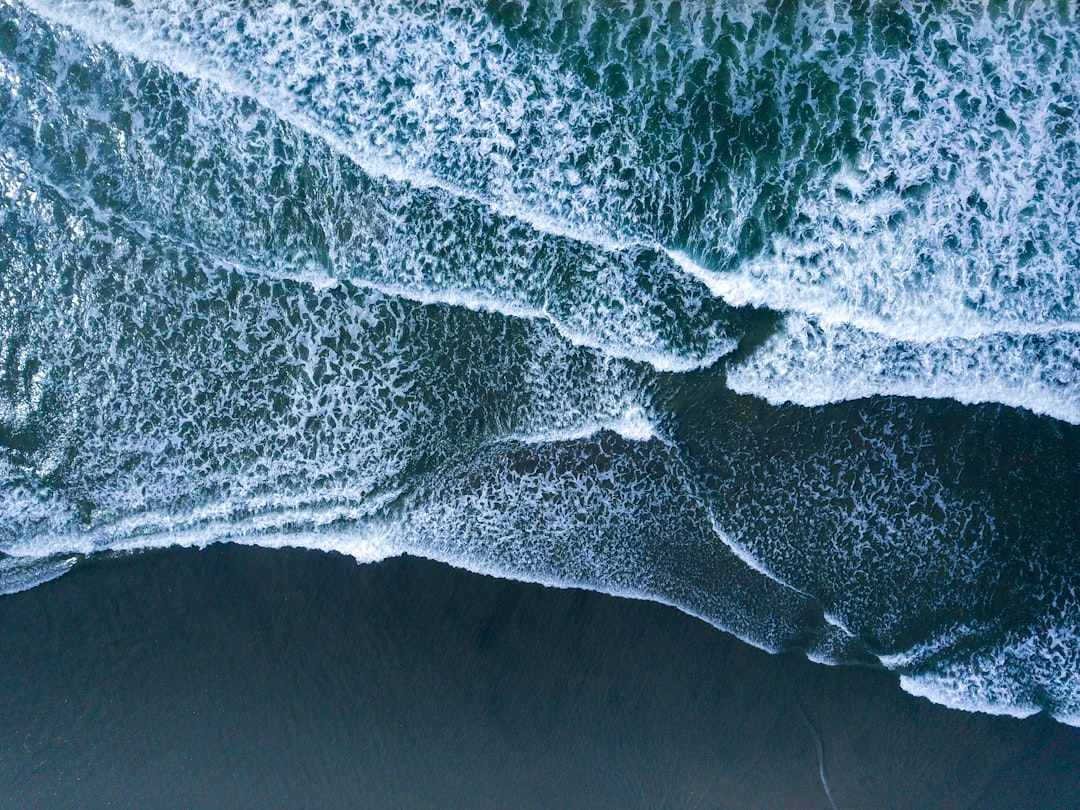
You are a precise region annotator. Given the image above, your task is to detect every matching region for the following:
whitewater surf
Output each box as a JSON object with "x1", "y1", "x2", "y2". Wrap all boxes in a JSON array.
[{"x1": 1, "y1": 0, "x2": 1077, "y2": 725}]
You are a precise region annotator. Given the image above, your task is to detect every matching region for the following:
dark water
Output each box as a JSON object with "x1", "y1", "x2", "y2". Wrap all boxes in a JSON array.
[
  {"x1": 1, "y1": 0, "x2": 1078, "y2": 738},
  {"x1": 2, "y1": 546, "x2": 1079, "y2": 809}
]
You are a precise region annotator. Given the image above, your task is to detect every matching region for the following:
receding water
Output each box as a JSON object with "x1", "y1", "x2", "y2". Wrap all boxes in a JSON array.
[{"x1": 1, "y1": 0, "x2": 1078, "y2": 724}]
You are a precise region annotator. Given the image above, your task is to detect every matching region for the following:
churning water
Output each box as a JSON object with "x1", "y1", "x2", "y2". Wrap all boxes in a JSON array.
[{"x1": 1, "y1": 0, "x2": 1078, "y2": 724}]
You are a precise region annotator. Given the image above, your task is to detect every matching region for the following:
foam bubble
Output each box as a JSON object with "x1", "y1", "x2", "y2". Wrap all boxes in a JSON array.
[
  {"x1": 895, "y1": 606, "x2": 1080, "y2": 725},
  {"x1": 0, "y1": 126, "x2": 655, "y2": 572},
  {"x1": 0, "y1": 554, "x2": 79, "y2": 596},
  {"x1": 2, "y1": 2, "x2": 739, "y2": 373},
  {"x1": 898, "y1": 673, "x2": 1042, "y2": 720},
  {"x1": 24, "y1": 0, "x2": 1080, "y2": 418},
  {"x1": 728, "y1": 313, "x2": 1080, "y2": 424},
  {"x1": 385, "y1": 431, "x2": 845, "y2": 655}
]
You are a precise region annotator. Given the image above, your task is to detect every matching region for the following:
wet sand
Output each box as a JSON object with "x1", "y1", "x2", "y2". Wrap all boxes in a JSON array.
[{"x1": 1, "y1": 545, "x2": 1077, "y2": 808}]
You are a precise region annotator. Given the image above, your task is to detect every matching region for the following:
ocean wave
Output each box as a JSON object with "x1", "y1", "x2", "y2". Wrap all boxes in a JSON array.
[
  {"x1": 727, "y1": 313, "x2": 1080, "y2": 424},
  {"x1": 19, "y1": 0, "x2": 1080, "y2": 417},
  {"x1": 895, "y1": 607, "x2": 1080, "y2": 728},
  {"x1": 2, "y1": 3, "x2": 740, "y2": 372},
  {"x1": 2, "y1": 0, "x2": 1078, "y2": 728}
]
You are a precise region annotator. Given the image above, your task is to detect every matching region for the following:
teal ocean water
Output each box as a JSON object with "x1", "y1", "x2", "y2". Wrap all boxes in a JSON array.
[{"x1": 1, "y1": 0, "x2": 1077, "y2": 724}]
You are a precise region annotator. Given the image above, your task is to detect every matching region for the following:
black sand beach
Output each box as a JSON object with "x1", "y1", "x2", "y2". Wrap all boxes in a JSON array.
[{"x1": 1, "y1": 546, "x2": 1077, "y2": 809}]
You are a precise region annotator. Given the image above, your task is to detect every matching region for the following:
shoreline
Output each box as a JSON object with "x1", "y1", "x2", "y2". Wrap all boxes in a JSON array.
[{"x1": 2, "y1": 544, "x2": 1077, "y2": 808}]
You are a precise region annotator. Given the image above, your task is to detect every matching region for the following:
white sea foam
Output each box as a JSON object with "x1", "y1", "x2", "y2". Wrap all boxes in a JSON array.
[
  {"x1": 14, "y1": 0, "x2": 646, "y2": 250},
  {"x1": 0, "y1": 137, "x2": 658, "y2": 582},
  {"x1": 0, "y1": 555, "x2": 78, "y2": 597},
  {"x1": 728, "y1": 313, "x2": 1080, "y2": 424},
  {"x1": 505, "y1": 402, "x2": 657, "y2": 445},
  {"x1": 387, "y1": 430, "x2": 849, "y2": 655},
  {"x1": 898, "y1": 673, "x2": 1042, "y2": 720},
  {"x1": 2, "y1": 4, "x2": 735, "y2": 373},
  {"x1": 708, "y1": 406, "x2": 997, "y2": 641},
  {"x1": 668, "y1": 1, "x2": 1080, "y2": 422},
  {"x1": 22, "y1": 0, "x2": 1080, "y2": 419},
  {"x1": 881, "y1": 600, "x2": 1080, "y2": 726}
]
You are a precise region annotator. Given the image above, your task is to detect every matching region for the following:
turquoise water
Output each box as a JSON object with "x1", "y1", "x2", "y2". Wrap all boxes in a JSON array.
[{"x1": 1, "y1": 0, "x2": 1078, "y2": 723}]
